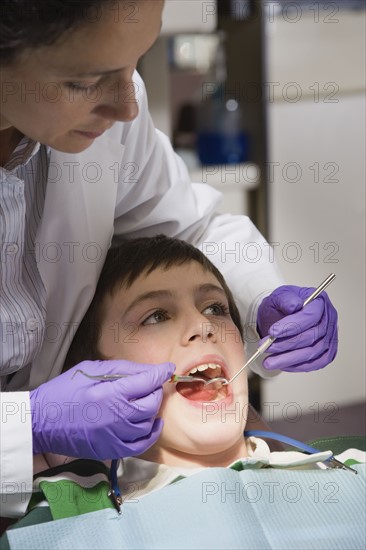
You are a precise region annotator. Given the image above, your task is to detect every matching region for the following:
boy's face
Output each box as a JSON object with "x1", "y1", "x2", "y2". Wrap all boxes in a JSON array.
[{"x1": 98, "y1": 261, "x2": 248, "y2": 466}]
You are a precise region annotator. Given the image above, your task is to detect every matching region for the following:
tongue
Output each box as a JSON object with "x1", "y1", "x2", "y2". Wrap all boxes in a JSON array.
[{"x1": 176, "y1": 380, "x2": 219, "y2": 401}]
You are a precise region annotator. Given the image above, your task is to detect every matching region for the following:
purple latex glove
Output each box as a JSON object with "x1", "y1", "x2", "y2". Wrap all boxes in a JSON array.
[
  {"x1": 30, "y1": 360, "x2": 175, "y2": 460},
  {"x1": 257, "y1": 285, "x2": 338, "y2": 372}
]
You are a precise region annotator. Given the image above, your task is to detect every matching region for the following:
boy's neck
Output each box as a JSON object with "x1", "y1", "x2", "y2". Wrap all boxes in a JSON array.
[{"x1": 139, "y1": 439, "x2": 248, "y2": 469}]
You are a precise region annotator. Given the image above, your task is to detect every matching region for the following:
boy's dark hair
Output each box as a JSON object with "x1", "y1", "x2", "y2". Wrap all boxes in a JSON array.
[
  {"x1": 64, "y1": 235, "x2": 243, "y2": 371},
  {"x1": 1, "y1": 0, "x2": 119, "y2": 65}
]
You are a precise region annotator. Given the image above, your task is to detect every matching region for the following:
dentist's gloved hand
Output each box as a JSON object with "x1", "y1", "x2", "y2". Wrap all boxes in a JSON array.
[
  {"x1": 257, "y1": 285, "x2": 338, "y2": 372},
  {"x1": 30, "y1": 360, "x2": 175, "y2": 460}
]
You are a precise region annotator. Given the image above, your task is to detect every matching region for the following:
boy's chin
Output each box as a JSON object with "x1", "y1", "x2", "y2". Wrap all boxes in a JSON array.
[
  {"x1": 185, "y1": 422, "x2": 246, "y2": 448},
  {"x1": 144, "y1": 424, "x2": 248, "y2": 467},
  {"x1": 187, "y1": 433, "x2": 248, "y2": 463}
]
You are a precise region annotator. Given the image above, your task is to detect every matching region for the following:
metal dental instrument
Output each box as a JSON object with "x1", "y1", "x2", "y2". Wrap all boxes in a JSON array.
[
  {"x1": 71, "y1": 370, "x2": 130, "y2": 381},
  {"x1": 171, "y1": 273, "x2": 336, "y2": 388}
]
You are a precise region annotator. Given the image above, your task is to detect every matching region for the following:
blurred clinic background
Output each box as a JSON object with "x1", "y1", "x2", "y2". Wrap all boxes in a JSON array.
[{"x1": 138, "y1": 0, "x2": 366, "y2": 440}]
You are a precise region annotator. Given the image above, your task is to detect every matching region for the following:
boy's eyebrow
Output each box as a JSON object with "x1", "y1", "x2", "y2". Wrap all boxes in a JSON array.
[
  {"x1": 123, "y1": 284, "x2": 227, "y2": 316},
  {"x1": 123, "y1": 290, "x2": 174, "y2": 316},
  {"x1": 197, "y1": 283, "x2": 227, "y2": 298}
]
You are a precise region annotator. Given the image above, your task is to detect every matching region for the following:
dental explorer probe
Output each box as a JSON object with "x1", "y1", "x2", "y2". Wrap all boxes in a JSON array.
[{"x1": 171, "y1": 273, "x2": 336, "y2": 387}]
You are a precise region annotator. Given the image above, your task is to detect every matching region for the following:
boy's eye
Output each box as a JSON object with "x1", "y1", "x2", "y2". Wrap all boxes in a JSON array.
[
  {"x1": 142, "y1": 310, "x2": 169, "y2": 326},
  {"x1": 202, "y1": 302, "x2": 229, "y2": 316}
]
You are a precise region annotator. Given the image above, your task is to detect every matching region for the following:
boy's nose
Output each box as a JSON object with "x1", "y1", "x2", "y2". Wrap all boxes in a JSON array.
[{"x1": 184, "y1": 316, "x2": 218, "y2": 345}]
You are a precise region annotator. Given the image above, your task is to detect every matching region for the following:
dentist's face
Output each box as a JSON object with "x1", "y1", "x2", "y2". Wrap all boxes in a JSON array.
[
  {"x1": 98, "y1": 261, "x2": 248, "y2": 467},
  {"x1": 0, "y1": 1, "x2": 164, "y2": 152}
]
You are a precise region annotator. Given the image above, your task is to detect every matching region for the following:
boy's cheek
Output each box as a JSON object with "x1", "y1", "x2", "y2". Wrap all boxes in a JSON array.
[
  {"x1": 218, "y1": 321, "x2": 243, "y2": 344},
  {"x1": 162, "y1": 383, "x2": 175, "y2": 400}
]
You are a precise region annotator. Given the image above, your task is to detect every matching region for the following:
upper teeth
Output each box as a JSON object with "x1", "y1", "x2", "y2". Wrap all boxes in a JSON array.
[{"x1": 188, "y1": 363, "x2": 221, "y2": 375}]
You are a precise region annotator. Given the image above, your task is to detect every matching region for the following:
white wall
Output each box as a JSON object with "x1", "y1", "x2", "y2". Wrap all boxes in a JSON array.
[
  {"x1": 262, "y1": 10, "x2": 366, "y2": 417},
  {"x1": 141, "y1": 5, "x2": 365, "y2": 414},
  {"x1": 140, "y1": 0, "x2": 217, "y2": 137},
  {"x1": 161, "y1": 0, "x2": 217, "y2": 35}
]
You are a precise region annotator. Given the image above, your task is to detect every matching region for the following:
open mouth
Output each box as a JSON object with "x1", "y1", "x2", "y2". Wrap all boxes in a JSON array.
[{"x1": 176, "y1": 363, "x2": 228, "y2": 402}]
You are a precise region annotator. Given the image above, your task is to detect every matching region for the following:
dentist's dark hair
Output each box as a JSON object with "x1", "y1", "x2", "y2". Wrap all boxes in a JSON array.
[
  {"x1": 0, "y1": 0, "x2": 131, "y2": 65},
  {"x1": 64, "y1": 234, "x2": 244, "y2": 371}
]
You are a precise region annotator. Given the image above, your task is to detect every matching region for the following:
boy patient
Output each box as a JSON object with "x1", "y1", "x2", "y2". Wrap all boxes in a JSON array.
[{"x1": 63, "y1": 235, "x2": 358, "y2": 499}]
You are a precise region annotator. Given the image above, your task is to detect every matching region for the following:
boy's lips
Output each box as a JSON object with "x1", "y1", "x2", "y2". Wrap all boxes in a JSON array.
[{"x1": 175, "y1": 355, "x2": 230, "y2": 403}]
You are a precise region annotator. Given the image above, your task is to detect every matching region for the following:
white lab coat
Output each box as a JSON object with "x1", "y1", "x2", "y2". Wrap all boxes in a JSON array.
[{"x1": 0, "y1": 73, "x2": 284, "y2": 517}]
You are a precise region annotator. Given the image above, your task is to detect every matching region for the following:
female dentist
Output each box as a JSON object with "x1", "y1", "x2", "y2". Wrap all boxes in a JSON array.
[{"x1": 0, "y1": 0, "x2": 337, "y2": 517}]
